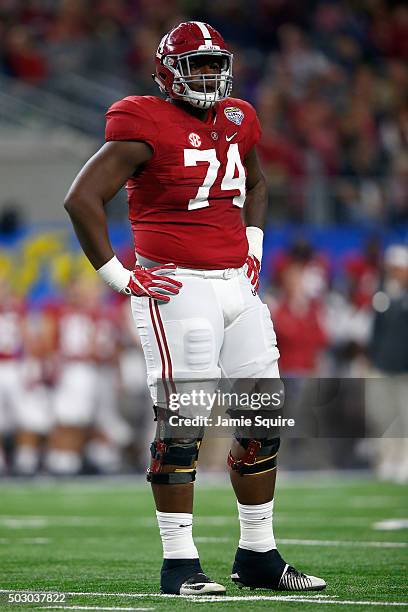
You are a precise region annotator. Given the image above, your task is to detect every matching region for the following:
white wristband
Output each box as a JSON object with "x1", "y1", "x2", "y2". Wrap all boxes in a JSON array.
[
  {"x1": 246, "y1": 226, "x2": 263, "y2": 263},
  {"x1": 97, "y1": 255, "x2": 131, "y2": 293}
]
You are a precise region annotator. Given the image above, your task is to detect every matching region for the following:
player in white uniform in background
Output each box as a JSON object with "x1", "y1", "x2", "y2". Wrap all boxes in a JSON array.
[
  {"x1": 0, "y1": 275, "x2": 26, "y2": 474},
  {"x1": 85, "y1": 281, "x2": 133, "y2": 473},
  {"x1": 44, "y1": 276, "x2": 132, "y2": 475},
  {"x1": 13, "y1": 307, "x2": 56, "y2": 475}
]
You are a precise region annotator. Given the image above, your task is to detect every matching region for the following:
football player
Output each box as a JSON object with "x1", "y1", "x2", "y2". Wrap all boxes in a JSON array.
[{"x1": 64, "y1": 21, "x2": 326, "y2": 595}]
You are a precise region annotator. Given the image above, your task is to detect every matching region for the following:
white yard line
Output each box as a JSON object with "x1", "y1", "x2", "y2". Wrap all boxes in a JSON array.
[
  {"x1": 349, "y1": 497, "x2": 402, "y2": 508},
  {"x1": 373, "y1": 519, "x2": 408, "y2": 531},
  {"x1": 0, "y1": 515, "x2": 377, "y2": 528},
  {"x1": 0, "y1": 537, "x2": 50, "y2": 544},
  {"x1": 1, "y1": 590, "x2": 407, "y2": 607},
  {"x1": 1, "y1": 533, "x2": 405, "y2": 548},
  {"x1": 38, "y1": 608, "x2": 154, "y2": 611},
  {"x1": 0, "y1": 516, "x2": 117, "y2": 528},
  {"x1": 186, "y1": 597, "x2": 408, "y2": 606},
  {"x1": 277, "y1": 538, "x2": 407, "y2": 548}
]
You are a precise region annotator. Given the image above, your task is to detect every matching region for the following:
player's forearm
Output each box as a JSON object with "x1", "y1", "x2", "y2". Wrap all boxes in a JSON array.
[
  {"x1": 64, "y1": 194, "x2": 114, "y2": 270},
  {"x1": 243, "y1": 175, "x2": 267, "y2": 230}
]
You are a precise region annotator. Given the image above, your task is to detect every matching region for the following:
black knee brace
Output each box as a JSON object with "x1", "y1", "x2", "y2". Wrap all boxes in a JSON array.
[
  {"x1": 228, "y1": 436, "x2": 280, "y2": 476},
  {"x1": 147, "y1": 405, "x2": 203, "y2": 484},
  {"x1": 147, "y1": 437, "x2": 202, "y2": 484}
]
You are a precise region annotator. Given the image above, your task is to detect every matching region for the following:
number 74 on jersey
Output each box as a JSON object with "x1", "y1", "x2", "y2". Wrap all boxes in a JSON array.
[{"x1": 184, "y1": 143, "x2": 246, "y2": 210}]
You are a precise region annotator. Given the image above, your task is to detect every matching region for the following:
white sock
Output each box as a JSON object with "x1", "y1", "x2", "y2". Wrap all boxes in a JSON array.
[
  {"x1": 156, "y1": 511, "x2": 199, "y2": 559},
  {"x1": 237, "y1": 500, "x2": 276, "y2": 552}
]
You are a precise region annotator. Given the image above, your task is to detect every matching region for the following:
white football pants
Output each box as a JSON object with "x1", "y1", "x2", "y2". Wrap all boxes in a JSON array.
[{"x1": 131, "y1": 265, "x2": 280, "y2": 409}]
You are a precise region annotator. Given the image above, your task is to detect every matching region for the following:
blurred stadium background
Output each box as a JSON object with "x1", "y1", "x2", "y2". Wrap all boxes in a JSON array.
[{"x1": 0, "y1": 0, "x2": 407, "y2": 481}]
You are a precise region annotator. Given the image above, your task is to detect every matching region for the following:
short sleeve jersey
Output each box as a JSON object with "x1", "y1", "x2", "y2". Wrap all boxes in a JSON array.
[{"x1": 105, "y1": 96, "x2": 261, "y2": 269}]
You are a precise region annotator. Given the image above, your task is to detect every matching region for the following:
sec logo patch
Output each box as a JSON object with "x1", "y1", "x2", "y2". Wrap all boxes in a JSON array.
[{"x1": 188, "y1": 133, "x2": 201, "y2": 148}]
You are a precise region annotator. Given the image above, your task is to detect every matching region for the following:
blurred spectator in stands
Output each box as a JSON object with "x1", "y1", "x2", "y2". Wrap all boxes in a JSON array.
[
  {"x1": 89, "y1": 6, "x2": 128, "y2": 77},
  {"x1": 366, "y1": 244, "x2": 408, "y2": 482},
  {"x1": 19, "y1": 0, "x2": 52, "y2": 35},
  {"x1": 369, "y1": 2, "x2": 408, "y2": 61},
  {"x1": 3, "y1": 24, "x2": 48, "y2": 83},
  {"x1": 290, "y1": 76, "x2": 339, "y2": 175},
  {"x1": 271, "y1": 237, "x2": 329, "y2": 300},
  {"x1": 256, "y1": 84, "x2": 306, "y2": 220},
  {"x1": 389, "y1": 151, "x2": 408, "y2": 223},
  {"x1": 45, "y1": 0, "x2": 92, "y2": 76},
  {"x1": 0, "y1": 0, "x2": 406, "y2": 226},
  {"x1": 324, "y1": 237, "x2": 380, "y2": 375},
  {"x1": 126, "y1": 27, "x2": 163, "y2": 91},
  {"x1": 343, "y1": 236, "x2": 381, "y2": 309},
  {"x1": 0, "y1": 201, "x2": 25, "y2": 238},
  {"x1": 95, "y1": 0, "x2": 130, "y2": 28},
  {"x1": 276, "y1": 24, "x2": 330, "y2": 97},
  {"x1": 268, "y1": 262, "x2": 328, "y2": 376},
  {"x1": 336, "y1": 135, "x2": 387, "y2": 222},
  {"x1": 47, "y1": 0, "x2": 91, "y2": 42},
  {"x1": 370, "y1": 245, "x2": 408, "y2": 373}
]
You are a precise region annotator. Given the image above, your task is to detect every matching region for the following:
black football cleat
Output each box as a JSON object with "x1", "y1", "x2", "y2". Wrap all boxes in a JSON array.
[
  {"x1": 160, "y1": 558, "x2": 226, "y2": 595},
  {"x1": 231, "y1": 548, "x2": 326, "y2": 591}
]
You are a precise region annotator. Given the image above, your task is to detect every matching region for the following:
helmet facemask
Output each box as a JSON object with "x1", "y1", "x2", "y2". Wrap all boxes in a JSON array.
[{"x1": 163, "y1": 50, "x2": 233, "y2": 109}]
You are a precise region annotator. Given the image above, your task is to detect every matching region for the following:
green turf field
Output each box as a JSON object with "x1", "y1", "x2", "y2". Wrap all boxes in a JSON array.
[{"x1": 0, "y1": 475, "x2": 407, "y2": 611}]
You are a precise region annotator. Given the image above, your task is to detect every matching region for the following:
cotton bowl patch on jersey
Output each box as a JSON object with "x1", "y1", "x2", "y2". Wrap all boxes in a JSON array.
[{"x1": 224, "y1": 106, "x2": 244, "y2": 126}]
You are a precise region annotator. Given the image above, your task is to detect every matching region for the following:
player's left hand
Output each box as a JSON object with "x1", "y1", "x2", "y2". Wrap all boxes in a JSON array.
[{"x1": 245, "y1": 254, "x2": 261, "y2": 293}]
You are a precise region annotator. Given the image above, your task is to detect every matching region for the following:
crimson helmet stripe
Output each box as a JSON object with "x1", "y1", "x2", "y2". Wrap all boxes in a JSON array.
[{"x1": 191, "y1": 21, "x2": 213, "y2": 46}]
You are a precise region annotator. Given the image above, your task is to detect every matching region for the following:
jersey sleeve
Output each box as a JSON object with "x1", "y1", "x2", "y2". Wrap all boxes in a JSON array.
[{"x1": 105, "y1": 97, "x2": 158, "y2": 151}]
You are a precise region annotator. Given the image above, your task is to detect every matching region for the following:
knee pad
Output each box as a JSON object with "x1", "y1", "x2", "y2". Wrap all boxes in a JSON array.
[
  {"x1": 225, "y1": 377, "x2": 284, "y2": 475},
  {"x1": 147, "y1": 405, "x2": 203, "y2": 484},
  {"x1": 228, "y1": 436, "x2": 280, "y2": 476},
  {"x1": 146, "y1": 437, "x2": 202, "y2": 484}
]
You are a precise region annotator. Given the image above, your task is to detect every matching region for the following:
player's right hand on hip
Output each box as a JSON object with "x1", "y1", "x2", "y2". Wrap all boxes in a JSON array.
[{"x1": 124, "y1": 263, "x2": 182, "y2": 302}]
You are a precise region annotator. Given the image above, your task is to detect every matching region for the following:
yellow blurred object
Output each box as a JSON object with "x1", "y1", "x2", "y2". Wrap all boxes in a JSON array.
[
  {"x1": 16, "y1": 261, "x2": 39, "y2": 296},
  {"x1": 23, "y1": 232, "x2": 64, "y2": 261},
  {"x1": 0, "y1": 252, "x2": 13, "y2": 280},
  {"x1": 75, "y1": 253, "x2": 98, "y2": 279},
  {"x1": 51, "y1": 253, "x2": 76, "y2": 287},
  {"x1": 0, "y1": 231, "x2": 101, "y2": 298}
]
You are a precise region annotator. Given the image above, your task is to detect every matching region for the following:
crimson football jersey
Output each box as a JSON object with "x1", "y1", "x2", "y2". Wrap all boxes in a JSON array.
[{"x1": 105, "y1": 96, "x2": 261, "y2": 269}]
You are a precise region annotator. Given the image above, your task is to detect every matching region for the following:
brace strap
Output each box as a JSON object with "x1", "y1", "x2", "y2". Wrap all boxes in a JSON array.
[
  {"x1": 150, "y1": 439, "x2": 201, "y2": 473},
  {"x1": 228, "y1": 439, "x2": 278, "y2": 475},
  {"x1": 146, "y1": 470, "x2": 196, "y2": 484}
]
